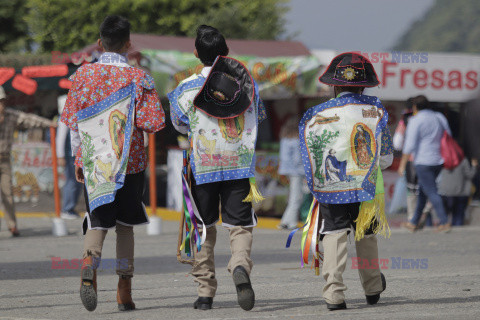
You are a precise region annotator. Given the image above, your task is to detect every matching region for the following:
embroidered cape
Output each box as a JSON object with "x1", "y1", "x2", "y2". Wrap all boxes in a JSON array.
[
  {"x1": 168, "y1": 73, "x2": 265, "y2": 185},
  {"x1": 300, "y1": 93, "x2": 392, "y2": 204},
  {"x1": 77, "y1": 84, "x2": 136, "y2": 211}
]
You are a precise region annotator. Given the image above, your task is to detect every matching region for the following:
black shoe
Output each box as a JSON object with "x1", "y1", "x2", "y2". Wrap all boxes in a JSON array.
[
  {"x1": 232, "y1": 266, "x2": 255, "y2": 311},
  {"x1": 366, "y1": 273, "x2": 386, "y2": 305},
  {"x1": 193, "y1": 297, "x2": 213, "y2": 310},
  {"x1": 326, "y1": 301, "x2": 347, "y2": 311}
]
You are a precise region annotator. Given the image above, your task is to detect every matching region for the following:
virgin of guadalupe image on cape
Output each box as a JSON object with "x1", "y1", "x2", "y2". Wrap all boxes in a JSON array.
[
  {"x1": 218, "y1": 115, "x2": 244, "y2": 144},
  {"x1": 325, "y1": 149, "x2": 353, "y2": 184},
  {"x1": 352, "y1": 123, "x2": 374, "y2": 169},
  {"x1": 109, "y1": 111, "x2": 127, "y2": 159}
]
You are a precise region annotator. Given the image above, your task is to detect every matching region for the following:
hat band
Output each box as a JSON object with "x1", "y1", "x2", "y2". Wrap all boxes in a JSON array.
[
  {"x1": 331, "y1": 77, "x2": 368, "y2": 84},
  {"x1": 334, "y1": 66, "x2": 367, "y2": 84},
  {"x1": 203, "y1": 86, "x2": 242, "y2": 107}
]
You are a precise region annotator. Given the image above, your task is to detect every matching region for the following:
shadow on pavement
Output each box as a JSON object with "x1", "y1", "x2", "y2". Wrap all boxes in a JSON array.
[{"x1": 0, "y1": 251, "x2": 302, "y2": 280}]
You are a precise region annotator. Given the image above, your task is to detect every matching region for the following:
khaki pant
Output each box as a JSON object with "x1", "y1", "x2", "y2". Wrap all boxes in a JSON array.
[
  {"x1": 83, "y1": 223, "x2": 134, "y2": 277},
  {"x1": 191, "y1": 226, "x2": 253, "y2": 297},
  {"x1": 0, "y1": 158, "x2": 16, "y2": 230},
  {"x1": 322, "y1": 232, "x2": 383, "y2": 304}
]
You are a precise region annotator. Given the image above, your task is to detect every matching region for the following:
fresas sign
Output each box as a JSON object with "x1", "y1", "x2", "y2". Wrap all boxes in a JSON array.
[{"x1": 363, "y1": 52, "x2": 480, "y2": 102}]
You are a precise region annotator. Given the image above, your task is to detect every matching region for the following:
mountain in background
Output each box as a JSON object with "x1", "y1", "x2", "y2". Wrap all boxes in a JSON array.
[{"x1": 393, "y1": 0, "x2": 480, "y2": 53}]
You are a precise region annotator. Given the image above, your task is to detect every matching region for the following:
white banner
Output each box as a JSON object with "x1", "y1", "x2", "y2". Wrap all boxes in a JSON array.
[{"x1": 314, "y1": 50, "x2": 480, "y2": 103}]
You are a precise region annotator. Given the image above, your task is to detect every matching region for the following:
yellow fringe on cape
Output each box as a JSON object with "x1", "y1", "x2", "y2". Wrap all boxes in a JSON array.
[
  {"x1": 243, "y1": 177, "x2": 265, "y2": 203},
  {"x1": 354, "y1": 168, "x2": 391, "y2": 241}
]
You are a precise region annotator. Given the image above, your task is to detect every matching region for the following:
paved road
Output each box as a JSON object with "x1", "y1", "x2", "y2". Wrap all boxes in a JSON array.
[{"x1": 1, "y1": 217, "x2": 479, "y2": 319}]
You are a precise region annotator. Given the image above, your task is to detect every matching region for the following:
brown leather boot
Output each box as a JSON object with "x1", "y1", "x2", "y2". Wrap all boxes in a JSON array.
[
  {"x1": 80, "y1": 256, "x2": 97, "y2": 311},
  {"x1": 117, "y1": 275, "x2": 135, "y2": 311}
]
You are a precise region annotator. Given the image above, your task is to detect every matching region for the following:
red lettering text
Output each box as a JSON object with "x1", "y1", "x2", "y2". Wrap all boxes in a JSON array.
[{"x1": 413, "y1": 69, "x2": 428, "y2": 89}]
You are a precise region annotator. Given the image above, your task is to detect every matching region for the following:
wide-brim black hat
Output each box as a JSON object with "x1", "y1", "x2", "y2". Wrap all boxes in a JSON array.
[
  {"x1": 194, "y1": 56, "x2": 254, "y2": 119},
  {"x1": 319, "y1": 52, "x2": 379, "y2": 87}
]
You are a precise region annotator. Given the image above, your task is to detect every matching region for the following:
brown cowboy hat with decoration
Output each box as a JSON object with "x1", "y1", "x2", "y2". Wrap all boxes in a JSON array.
[
  {"x1": 319, "y1": 52, "x2": 379, "y2": 87},
  {"x1": 194, "y1": 56, "x2": 254, "y2": 119}
]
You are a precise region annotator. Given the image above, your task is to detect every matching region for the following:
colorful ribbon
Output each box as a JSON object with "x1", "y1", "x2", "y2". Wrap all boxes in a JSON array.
[
  {"x1": 180, "y1": 150, "x2": 207, "y2": 257},
  {"x1": 285, "y1": 198, "x2": 324, "y2": 272}
]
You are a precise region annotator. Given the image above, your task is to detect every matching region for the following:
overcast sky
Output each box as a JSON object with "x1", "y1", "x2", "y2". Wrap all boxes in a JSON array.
[{"x1": 284, "y1": 0, "x2": 435, "y2": 51}]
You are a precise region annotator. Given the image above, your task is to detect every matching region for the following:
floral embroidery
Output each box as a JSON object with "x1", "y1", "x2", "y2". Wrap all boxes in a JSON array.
[{"x1": 61, "y1": 63, "x2": 166, "y2": 174}]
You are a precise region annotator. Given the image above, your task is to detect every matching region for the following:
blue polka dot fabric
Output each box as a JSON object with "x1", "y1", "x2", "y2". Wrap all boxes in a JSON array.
[
  {"x1": 167, "y1": 74, "x2": 265, "y2": 185},
  {"x1": 299, "y1": 93, "x2": 391, "y2": 204}
]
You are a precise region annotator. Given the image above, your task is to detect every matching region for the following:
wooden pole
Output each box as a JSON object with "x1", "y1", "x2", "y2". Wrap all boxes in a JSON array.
[
  {"x1": 49, "y1": 126, "x2": 61, "y2": 218},
  {"x1": 148, "y1": 133, "x2": 157, "y2": 216}
]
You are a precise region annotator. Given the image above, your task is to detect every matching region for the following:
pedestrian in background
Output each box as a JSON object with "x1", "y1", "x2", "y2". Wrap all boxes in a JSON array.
[
  {"x1": 398, "y1": 95, "x2": 451, "y2": 232},
  {"x1": 394, "y1": 100, "x2": 436, "y2": 227},
  {"x1": 438, "y1": 158, "x2": 478, "y2": 226},
  {"x1": 56, "y1": 94, "x2": 82, "y2": 220},
  {"x1": 0, "y1": 85, "x2": 55, "y2": 237},
  {"x1": 278, "y1": 116, "x2": 305, "y2": 230}
]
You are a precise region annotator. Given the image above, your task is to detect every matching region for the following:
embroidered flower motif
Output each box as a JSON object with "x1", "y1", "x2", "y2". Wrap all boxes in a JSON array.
[
  {"x1": 211, "y1": 129, "x2": 217, "y2": 136},
  {"x1": 64, "y1": 63, "x2": 165, "y2": 174}
]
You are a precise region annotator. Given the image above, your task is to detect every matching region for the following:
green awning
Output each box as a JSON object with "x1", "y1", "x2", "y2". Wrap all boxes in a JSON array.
[{"x1": 141, "y1": 50, "x2": 322, "y2": 99}]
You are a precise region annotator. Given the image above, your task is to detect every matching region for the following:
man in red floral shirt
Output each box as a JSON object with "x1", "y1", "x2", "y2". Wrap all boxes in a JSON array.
[{"x1": 61, "y1": 15, "x2": 165, "y2": 312}]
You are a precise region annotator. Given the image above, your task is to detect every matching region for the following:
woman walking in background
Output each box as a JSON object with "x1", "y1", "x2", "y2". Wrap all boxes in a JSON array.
[
  {"x1": 398, "y1": 95, "x2": 451, "y2": 232},
  {"x1": 278, "y1": 116, "x2": 305, "y2": 230},
  {"x1": 438, "y1": 158, "x2": 478, "y2": 226}
]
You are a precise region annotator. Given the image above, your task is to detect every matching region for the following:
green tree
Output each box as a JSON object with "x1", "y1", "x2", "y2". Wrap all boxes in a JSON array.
[
  {"x1": 190, "y1": 0, "x2": 289, "y2": 40},
  {"x1": 25, "y1": 0, "x2": 289, "y2": 53},
  {"x1": 393, "y1": 0, "x2": 480, "y2": 53},
  {"x1": 0, "y1": 0, "x2": 31, "y2": 52},
  {"x1": 306, "y1": 129, "x2": 339, "y2": 185}
]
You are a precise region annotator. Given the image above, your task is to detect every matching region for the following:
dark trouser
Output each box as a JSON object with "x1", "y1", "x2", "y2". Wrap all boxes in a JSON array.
[
  {"x1": 410, "y1": 165, "x2": 448, "y2": 225},
  {"x1": 191, "y1": 178, "x2": 255, "y2": 227},
  {"x1": 443, "y1": 196, "x2": 469, "y2": 226},
  {"x1": 82, "y1": 171, "x2": 148, "y2": 234},
  {"x1": 319, "y1": 202, "x2": 375, "y2": 238},
  {"x1": 61, "y1": 156, "x2": 82, "y2": 214}
]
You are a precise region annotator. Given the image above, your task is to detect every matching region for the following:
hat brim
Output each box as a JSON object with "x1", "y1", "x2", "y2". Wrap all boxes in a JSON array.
[
  {"x1": 194, "y1": 56, "x2": 254, "y2": 119},
  {"x1": 319, "y1": 52, "x2": 380, "y2": 87}
]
